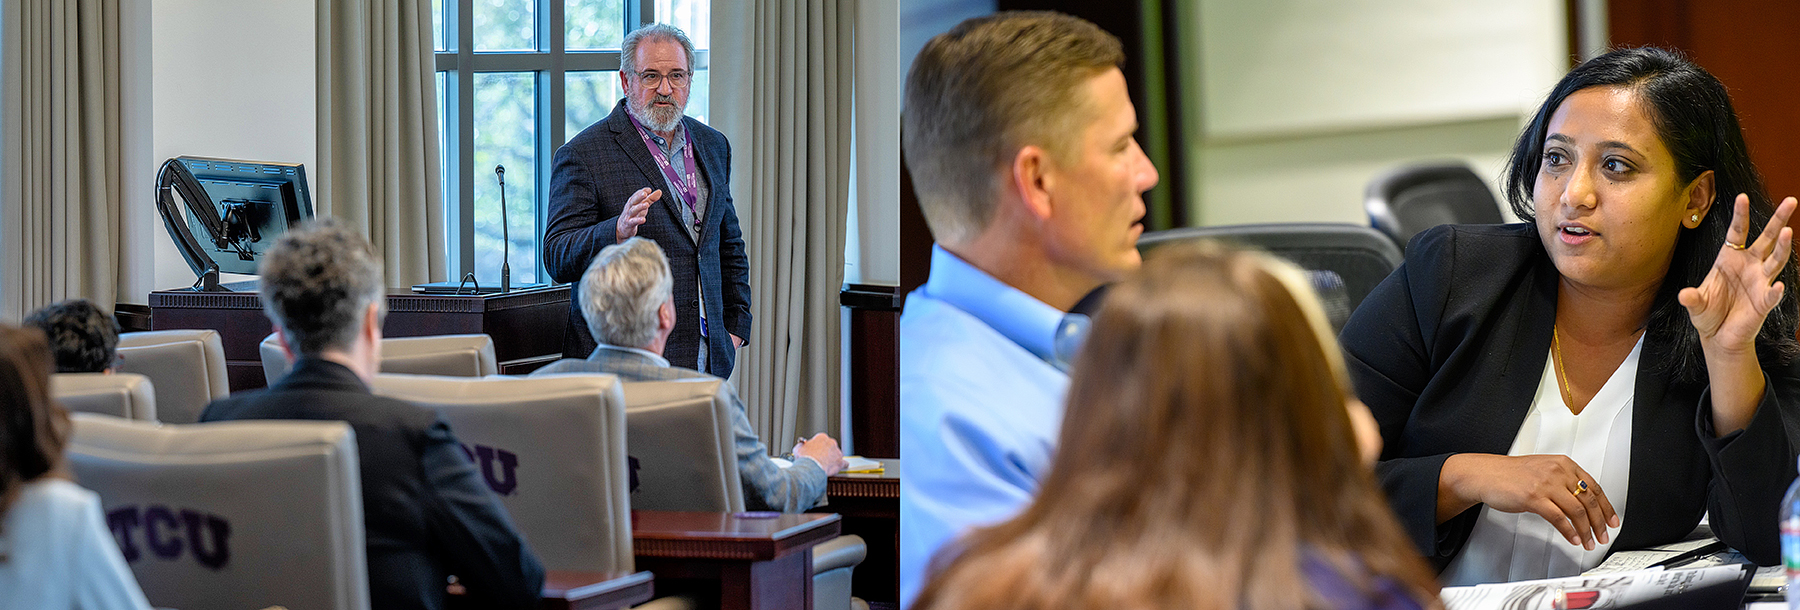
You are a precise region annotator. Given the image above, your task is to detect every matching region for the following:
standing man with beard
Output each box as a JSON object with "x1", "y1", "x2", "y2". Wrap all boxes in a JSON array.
[{"x1": 545, "y1": 23, "x2": 750, "y2": 378}]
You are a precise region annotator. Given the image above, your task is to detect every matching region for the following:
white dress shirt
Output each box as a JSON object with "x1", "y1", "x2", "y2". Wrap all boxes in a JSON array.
[{"x1": 1440, "y1": 334, "x2": 1642, "y2": 586}]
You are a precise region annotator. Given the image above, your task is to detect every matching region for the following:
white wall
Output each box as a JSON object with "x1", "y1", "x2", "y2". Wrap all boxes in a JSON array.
[
  {"x1": 120, "y1": 0, "x2": 155, "y2": 305},
  {"x1": 139, "y1": 0, "x2": 316, "y2": 297},
  {"x1": 848, "y1": 0, "x2": 901, "y2": 286},
  {"x1": 1182, "y1": 0, "x2": 1567, "y2": 226}
]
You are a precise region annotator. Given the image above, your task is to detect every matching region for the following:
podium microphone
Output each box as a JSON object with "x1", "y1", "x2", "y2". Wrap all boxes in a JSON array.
[{"x1": 495, "y1": 164, "x2": 510, "y2": 293}]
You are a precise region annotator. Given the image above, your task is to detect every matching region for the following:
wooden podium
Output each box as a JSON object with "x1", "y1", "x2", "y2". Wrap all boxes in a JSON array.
[{"x1": 149, "y1": 286, "x2": 571, "y2": 392}]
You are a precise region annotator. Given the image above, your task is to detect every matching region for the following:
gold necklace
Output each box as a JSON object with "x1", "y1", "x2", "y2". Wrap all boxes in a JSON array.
[{"x1": 1551, "y1": 325, "x2": 1577, "y2": 409}]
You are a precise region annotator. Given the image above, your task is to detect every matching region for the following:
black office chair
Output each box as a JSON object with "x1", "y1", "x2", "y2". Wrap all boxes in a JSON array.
[
  {"x1": 1138, "y1": 223, "x2": 1402, "y2": 331},
  {"x1": 1364, "y1": 161, "x2": 1504, "y2": 252}
]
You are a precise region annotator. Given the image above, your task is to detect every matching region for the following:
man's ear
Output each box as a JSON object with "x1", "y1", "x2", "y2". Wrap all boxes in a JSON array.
[
  {"x1": 658, "y1": 298, "x2": 676, "y2": 333},
  {"x1": 363, "y1": 302, "x2": 384, "y2": 350},
  {"x1": 1011, "y1": 145, "x2": 1056, "y2": 223},
  {"x1": 1684, "y1": 169, "x2": 1717, "y2": 228},
  {"x1": 273, "y1": 326, "x2": 297, "y2": 364}
]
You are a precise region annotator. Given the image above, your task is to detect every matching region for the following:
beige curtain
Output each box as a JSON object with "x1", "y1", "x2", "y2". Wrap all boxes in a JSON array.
[
  {"x1": 712, "y1": 0, "x2": 857, "y2": 446},
  {"x1": 0, "y1": 0, "x2": 125, "y2": 322},
  {"x1": 316, "y1": 0, "x2": 444, "y2": 287}
]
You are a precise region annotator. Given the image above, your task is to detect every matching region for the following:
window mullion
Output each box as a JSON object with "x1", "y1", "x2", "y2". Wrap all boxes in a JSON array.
[
  {"x1": 541, "y1": 0, "x2": 566, "y2": 284},
  {"x1": 454, "y1": 0, "x2": 476, "y2": 277}
]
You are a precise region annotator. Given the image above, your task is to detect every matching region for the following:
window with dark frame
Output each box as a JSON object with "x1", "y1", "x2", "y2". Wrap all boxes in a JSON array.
[{"x1": 434, "y1": 0, "x2": 711, "y2": 286}]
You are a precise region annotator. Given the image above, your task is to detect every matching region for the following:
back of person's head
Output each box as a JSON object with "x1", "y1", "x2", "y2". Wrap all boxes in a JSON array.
[
  {"x1": 0, "y1": 324, "x2": 70, "y2": 516},
  {"x1": 903, "y1": 11, "x2": 1124, "y2": 246},
  {"x1": 23, "y1": 299, "x2": 119, "y2": 373},
  {"x1": 912, "y1": 241, "x2": 1440, "y2": 610},
  {"x1": 581, "y1": 237, "x2": 673, "y2": 349},
  {"x1": 259, "y1": 219, "x2": 386, "y2": 357},
  {"x1": 1503, "y1": 45, "x2": 1798, "y2": 381}
]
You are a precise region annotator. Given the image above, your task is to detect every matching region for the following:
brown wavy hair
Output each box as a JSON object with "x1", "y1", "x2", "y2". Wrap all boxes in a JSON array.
[
  {"x1": 0, "y1": 324, "x2": 71, "y2": 517},
  {"x1": 911, "y1": 242, "x2": 1441, "y2": 610}
]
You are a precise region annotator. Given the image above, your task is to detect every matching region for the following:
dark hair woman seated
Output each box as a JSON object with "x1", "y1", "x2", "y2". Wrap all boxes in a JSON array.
[{"x1": 1340, "y1": 46, "x2": 1800, "y2": 585}]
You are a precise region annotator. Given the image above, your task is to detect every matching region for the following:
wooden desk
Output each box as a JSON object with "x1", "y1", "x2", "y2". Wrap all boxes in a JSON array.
[
  {"x1": 819, "y1": 459, "x2": 899, "y2": 610},
  {"x1": 540, "y1": 571, "x2": 655, "y2": 610},
  {"x1": 148, "y1": 286, "x2": 570, "y2": 391},
  {"x1": 631, "y1": 510, "x2": 841, "y2": 610}
]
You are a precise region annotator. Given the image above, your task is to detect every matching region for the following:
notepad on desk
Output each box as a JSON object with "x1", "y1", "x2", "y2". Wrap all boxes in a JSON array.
[
  {"x1": 769, "y1": 455, "x2": 883, "y2": 473},
  {"x1": 842, "y1": 456, "x2": 884, "y2": 473}
]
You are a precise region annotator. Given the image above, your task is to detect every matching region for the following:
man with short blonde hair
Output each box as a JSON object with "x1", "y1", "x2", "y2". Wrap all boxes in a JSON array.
[{"x1": 900, "y1": 12, "x2": 1160, "y2": 607}]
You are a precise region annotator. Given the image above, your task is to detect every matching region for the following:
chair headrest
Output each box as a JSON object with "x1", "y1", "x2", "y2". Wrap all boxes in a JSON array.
[{"x1": 51, "y1": 372, "x2": 157, "y2": 421}]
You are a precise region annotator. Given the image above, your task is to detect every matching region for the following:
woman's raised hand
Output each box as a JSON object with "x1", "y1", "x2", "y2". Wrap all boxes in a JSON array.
[{"x1": 1679, "y1": 194, "x2": 1796, "y2": 351}]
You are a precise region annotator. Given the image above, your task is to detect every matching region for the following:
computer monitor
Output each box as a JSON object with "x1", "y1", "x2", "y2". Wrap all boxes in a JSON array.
[{"x1": 155, "y1": 156, "x2": 314, "y2": 291}]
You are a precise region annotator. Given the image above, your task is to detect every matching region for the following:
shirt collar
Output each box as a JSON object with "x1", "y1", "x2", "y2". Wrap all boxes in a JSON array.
[
  {"x1": 591, "y1": 343, "x2": 671, "y2": 368},
  {"x1": 922, "y1": 245, "x2": 1064, "y2": 364},
  {"x1": 647, "y1": 123, "x2": 688, "y2": 153}
]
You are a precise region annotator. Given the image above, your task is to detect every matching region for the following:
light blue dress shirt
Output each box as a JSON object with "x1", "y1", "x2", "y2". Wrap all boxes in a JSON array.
[{"x1": 899, "y1": 245, "x2": 1069, "y2": 609}]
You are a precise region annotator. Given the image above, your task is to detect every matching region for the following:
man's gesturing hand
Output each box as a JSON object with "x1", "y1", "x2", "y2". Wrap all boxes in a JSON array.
[{"x1": 616, "y1": 188, "x2": 663, "y2": 241}]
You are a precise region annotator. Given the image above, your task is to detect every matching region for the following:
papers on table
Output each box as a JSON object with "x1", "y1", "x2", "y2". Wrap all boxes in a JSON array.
[
  {"x1": 767, "y1": 455, "x2": 884, "y2": 473},
  {"x1": 1441, "y1": 565, "x2": 1747, "y2": 610},
  {"x1": 1749, "y1": 565, "x2": 1785, "y2": 595},
  {"x1": 842, "y1": 456, "x2": 883, "y2": 473},
  {"x1": 1583, "y1": 537, "x2": 1735, "y2": 575}
]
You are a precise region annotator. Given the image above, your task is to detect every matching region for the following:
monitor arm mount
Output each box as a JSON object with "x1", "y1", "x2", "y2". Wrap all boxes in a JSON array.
[{"x1": 156, "y1": 158, "x2": 255, "y2": 291}]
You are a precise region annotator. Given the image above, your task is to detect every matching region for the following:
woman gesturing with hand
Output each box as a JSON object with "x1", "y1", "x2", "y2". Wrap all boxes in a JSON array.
[
  {"x1": 1341, "y1": 47, "x2": 1800, "y2": 585},
  {"x1": 1680, "y1": 194, "x2": 1797, "y2": 434}
]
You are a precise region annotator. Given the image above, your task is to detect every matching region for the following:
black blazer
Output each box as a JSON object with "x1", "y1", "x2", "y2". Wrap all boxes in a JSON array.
[
  {"x1": 543, "y1": 100, "x2": 752, "y2": 378},
  {"x1": 200, "y1": 359, "x2": 544, "y2": 609},
  {"x1": 1341, "y1": 223, "x2": 1800, "y2": 569}
]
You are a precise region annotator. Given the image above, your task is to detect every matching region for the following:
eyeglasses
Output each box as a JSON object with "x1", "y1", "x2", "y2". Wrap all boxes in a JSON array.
[{"x1": 635, "y1": 70, "x2": 691, "y2": 89}]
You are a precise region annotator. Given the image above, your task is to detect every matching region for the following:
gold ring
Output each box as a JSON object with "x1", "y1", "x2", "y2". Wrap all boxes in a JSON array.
[
  {"x1": 1727, "y1": 241, "x2": 1748, "y2": 250},
  {"x1": 1573, "y1": 480, "x2": 1589, "y2": 496}
]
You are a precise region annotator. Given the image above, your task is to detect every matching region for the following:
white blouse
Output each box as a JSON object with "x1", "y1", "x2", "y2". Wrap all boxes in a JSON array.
[
  {"x1": 1439, "y1": 334, "x2": 1642, "y2": 586},
  {"x1": 0, "y1": 478, "x2": 152, "y2": 610}
]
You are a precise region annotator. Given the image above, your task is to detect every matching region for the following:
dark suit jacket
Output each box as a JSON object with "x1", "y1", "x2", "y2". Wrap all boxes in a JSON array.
[
  {"x1": 544, "y1": 100, "x2": 751, "y2": 378},
  {"x1": 1341, "y1": 223, "x2": 1800, "y2": 569},
  {"x1": 199, "y1": 359, "x2": 544, "y2": 610}
]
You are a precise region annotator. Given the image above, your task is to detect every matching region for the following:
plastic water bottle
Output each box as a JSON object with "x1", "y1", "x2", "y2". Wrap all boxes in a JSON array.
[{"x1": 1782, "y1": 455, "x2": 1800, "y2": 609}]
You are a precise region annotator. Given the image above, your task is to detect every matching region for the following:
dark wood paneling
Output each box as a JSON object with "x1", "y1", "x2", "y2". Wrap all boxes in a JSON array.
[
  {"x1": 149, "y1": 286, "x2": 571, "y2": 392},
  {"x1": 899, "y1": 150, "x2": 932, "y2": 297},
  {"x1": 1609, "y1": 0, "x2": 1800, "y2": 206},
  {"x1": 844, "y1": 285, "x2": 900, "y2": 460}
]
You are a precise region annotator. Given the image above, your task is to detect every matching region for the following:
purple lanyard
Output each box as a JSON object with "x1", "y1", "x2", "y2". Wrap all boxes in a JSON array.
[
  {"x1": 627, "y1": 113, "x2": 709, "y2": 338},
  {"x1": 627, "y1": 113, "x2": 702, "y2": 221}
]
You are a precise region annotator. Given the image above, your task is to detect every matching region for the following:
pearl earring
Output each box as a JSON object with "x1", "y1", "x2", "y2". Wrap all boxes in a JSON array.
[{"x1": 1691, "y1": 214, "x2": 1700, "y2": 223}]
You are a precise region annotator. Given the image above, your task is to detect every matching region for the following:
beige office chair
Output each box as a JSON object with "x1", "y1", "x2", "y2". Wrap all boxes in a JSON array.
[
  {"x1": 116, "y1": 329, "x2": 230, "y2": 423},
  {"x1": 261, "y1": 332, "x2": 499, "y2": 383},
  {"x1": 51, "y1": 372, "x2": 157, "y2": 421},
  {"x1": 370, "y1": 373, "x2": 633, "y2": 573},
  {"x1": 615, "y1": 378, "x2": 866, "y2": 610},
  {"x1": 65, "y1": 413, "x2": 368, "y2": 610},
  {"x1": 617, "y1": 378, "x2": 743, "y2": 512}
]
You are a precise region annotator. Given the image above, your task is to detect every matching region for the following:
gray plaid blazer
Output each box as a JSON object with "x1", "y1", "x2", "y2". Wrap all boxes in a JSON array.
[
  {"x1": 544, "y1": 100, "x2": 752, "y2": 378},
  {"x1": 532, "y1": 345, "x2": 826, "y2": 512}
]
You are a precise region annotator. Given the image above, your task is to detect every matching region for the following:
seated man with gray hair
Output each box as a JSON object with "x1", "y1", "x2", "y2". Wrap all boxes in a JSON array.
[
  {"x1": 534, "y1": 237, "x2": 846, "y2": 511},
  {"x1": 200, "y1": 220, "x2": 544, "y2": 610}
]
